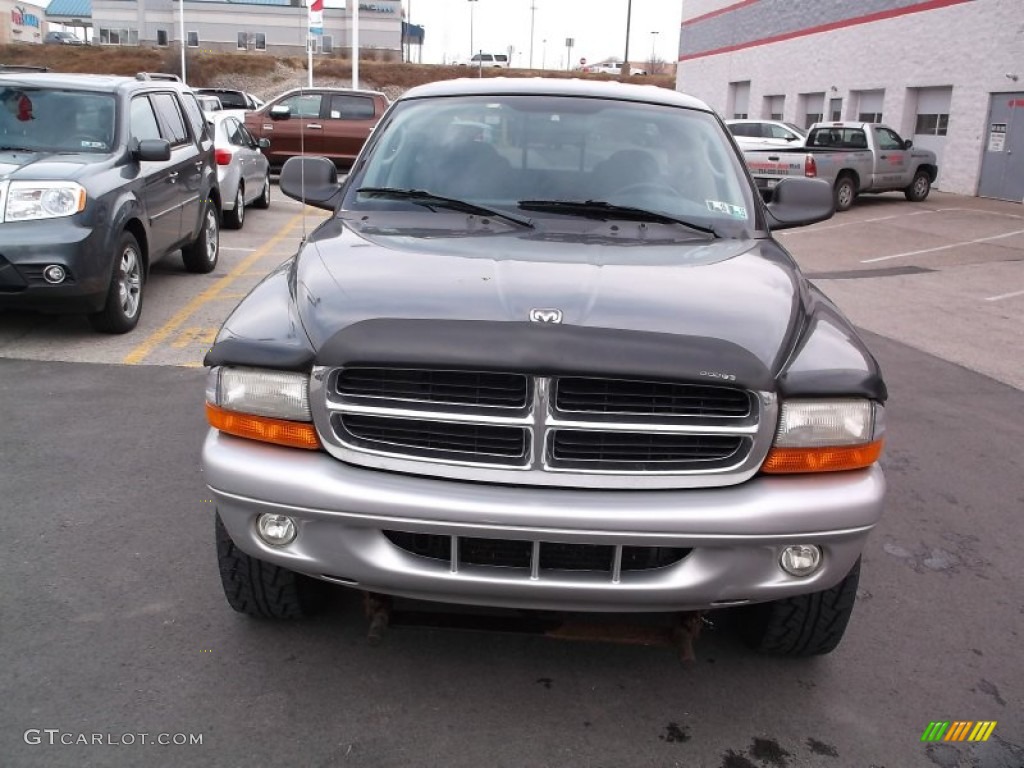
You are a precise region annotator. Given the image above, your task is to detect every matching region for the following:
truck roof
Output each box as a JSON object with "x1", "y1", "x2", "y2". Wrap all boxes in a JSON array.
[{"x1": 399, "y1": 77, "x2": 713, "y2": 113}]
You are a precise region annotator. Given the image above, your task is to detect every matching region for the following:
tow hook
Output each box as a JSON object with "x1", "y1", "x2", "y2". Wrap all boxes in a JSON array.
[
  {"x1": 363, "y1": 592, "x2": 392, "y2": 645},
  {"x1": 672, "y1": 611, "x2": 711, "y2": 664}
]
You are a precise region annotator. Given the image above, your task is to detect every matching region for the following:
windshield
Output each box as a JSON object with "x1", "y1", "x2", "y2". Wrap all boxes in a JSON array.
[
  {"x1": 344, "y1": 95, "x2": 758, "y2": 238},
  {"x1": 0, "y1": 88, "x2": 116, "y2": 153}
]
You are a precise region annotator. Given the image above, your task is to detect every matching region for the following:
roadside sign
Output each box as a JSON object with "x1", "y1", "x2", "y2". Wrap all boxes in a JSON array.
[{"x1": 580, "y1": 57, "x2": 586, "y2": 66}]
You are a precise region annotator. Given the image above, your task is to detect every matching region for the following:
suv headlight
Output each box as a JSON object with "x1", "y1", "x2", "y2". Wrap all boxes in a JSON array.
[
  {"x1": 762, "y1": 398, "x2": 884, "y2": 473},
  {"x1": 4, "y1": 182, "x2": 87, "y2": 222},
  {"x1": 205, "y1": 366, "x2": 319, "y2": 450}
]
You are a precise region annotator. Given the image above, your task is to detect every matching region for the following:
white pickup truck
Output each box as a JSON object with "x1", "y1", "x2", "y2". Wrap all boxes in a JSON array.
[{"x1": 741, "y1": 122, "x2": 938, "y2": 211}]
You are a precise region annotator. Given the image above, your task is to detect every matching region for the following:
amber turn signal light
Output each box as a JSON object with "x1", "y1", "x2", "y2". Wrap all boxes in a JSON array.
[
  {"x1": 761, "y1": 440, "x2": 884, "y2": 474},
  {"x1": 206, "y1": 403, "x2": 320, "y2": 450}
]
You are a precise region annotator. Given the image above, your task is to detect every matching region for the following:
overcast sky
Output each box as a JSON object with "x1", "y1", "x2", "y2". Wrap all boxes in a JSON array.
[{"x1": 391, "y1": 0, "x2": 683, "y2": 68}]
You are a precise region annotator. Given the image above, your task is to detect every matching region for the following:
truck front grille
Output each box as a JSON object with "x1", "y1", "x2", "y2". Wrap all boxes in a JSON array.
[
  {"x1": 549, "y1": 430, "x2": 745, "y2": 471},
  {"x1": 313, "y1": 366, "x2": 774, "y2": 489},
  {"x1": 555, "y1": 377, "x2": 750, "y2": 418},
  {"x1": 384, "y1": 530, "x2": 691, "y2": 575},
  {"x1": 337, "y1": 414, "x2": 529, "y2": 464},
  {"x1": 337, "y1": 367, "x2": 528, "y2": 409}
]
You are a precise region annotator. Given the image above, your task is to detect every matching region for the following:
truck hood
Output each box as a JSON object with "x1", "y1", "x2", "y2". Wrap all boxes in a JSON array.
[
  {"x1": 294, "y1": 214, "x2": 803, "y2": 386},
  {"x1": 0, "y1": 150, "x2": 97, "y2": 182}
]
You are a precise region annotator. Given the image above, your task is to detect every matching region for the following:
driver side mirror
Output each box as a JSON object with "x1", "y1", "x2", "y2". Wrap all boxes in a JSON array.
[
  {"x1": 134, "y1": 138, "x2": 171, "y2": 162},
  {"x1": 258, "y1": 138, "x2": 270, "y2": 148},
  {"x1": 765, "y1": 177, "x2": 834, "y2": 230},
  {"x1": 269, "y1": 105, "x2": 291, "y2": 120},
  {"x1": 903, "y1": 139, "x2": 913, "y2": 149}
]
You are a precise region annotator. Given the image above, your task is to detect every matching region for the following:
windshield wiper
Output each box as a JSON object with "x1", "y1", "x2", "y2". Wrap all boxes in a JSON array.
[
  {"x1": 0, "y1": 145, "x2": 36, "y2": 152},
  {"x1": 357, "y1": 187, "x2": 534, "y2": 229},
  {"x1": 517, "y1": 199, "x2": 717, "y2": 238}
]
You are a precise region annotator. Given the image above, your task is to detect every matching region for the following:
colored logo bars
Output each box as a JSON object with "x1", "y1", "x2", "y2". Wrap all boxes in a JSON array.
[
  {"x1": 921, "y1": 721, "x2": 997, "y2": 742},
  {"x1": 308, "y1": 0, "x2": 324, "y2": 35}
]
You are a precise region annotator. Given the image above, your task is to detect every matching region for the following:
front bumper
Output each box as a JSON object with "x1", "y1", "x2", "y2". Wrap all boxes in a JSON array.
[
  {"x1": 0, "y1": 217, "x2": 110, "y2": 313},
  {"x1": 204, "y1": 431, "x2": 886, "y2": 612}
]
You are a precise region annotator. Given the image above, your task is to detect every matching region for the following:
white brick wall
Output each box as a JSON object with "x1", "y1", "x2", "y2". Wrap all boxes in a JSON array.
[{"x1": 676, "y1": 0, "x2": 1024, "y2": 196}]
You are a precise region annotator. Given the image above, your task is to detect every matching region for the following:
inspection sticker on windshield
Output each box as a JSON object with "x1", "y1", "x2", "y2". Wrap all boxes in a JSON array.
[{"x1": 706, "y1": 200, "x2": 747, "y2": 219}]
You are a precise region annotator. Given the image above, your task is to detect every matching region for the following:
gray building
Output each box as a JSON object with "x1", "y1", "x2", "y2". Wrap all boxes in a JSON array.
[
  {"x1": 46, "y1": 0, "x2": 403, "y2": 58},
  {"x1": 676, "y1": 0, "x2": 1023, "y2": 202}
]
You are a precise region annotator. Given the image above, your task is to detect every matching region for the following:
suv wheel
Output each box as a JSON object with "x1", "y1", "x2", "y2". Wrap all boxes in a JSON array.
[
  {"x1": 88, "y1": 231, "x2": 144, "y2": 333},
  {"x1": 215, "y1": 513, "x2": 329, "y2": 619},
  {"x1": 224, "y1": 185, "x2": 245, "y2": 230},
  {"x1": 182, "y1": 201, "x2": 220, "y2": 273},
  {"x1": 738, "y1": 558, "x2": 861, "y2": 657}
]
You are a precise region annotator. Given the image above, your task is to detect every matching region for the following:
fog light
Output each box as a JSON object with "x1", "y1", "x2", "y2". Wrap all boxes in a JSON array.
[
  {"x1": 256, "y1": 513, "x2": 297, "y2": 546},
  {"x1": 780, "y1": 544, "x2": 823, "y2": 577},
  {"x1": 43, "y1": 265, "x2": 67, "y2": 284}
]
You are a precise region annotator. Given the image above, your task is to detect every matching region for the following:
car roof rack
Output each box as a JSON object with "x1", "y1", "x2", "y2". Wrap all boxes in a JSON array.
[
  {"x1": 136, "y1": 72, "x2": 181, "y2": 81},
  {"x1": 0, "y1": 64, "x2": 50, "y2": 73}
]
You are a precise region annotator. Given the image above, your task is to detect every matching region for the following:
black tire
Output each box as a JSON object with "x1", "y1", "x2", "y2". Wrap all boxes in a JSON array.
[
  {"x1": 215, "y1": 513, "x2": 328, "y2": 619},
  {"x1": 252, "y1": 173, "x2": 270, "y2": 210},
  {"x1": 905, "y1": 169, "x2": 932, "y2": 202},
  {"x1": 181, "y1": 200, "x2": 220, "y2": 273},
  {"x1": 223, "y1": 184, "x2": 245, "y2": 230},
  {"x1": 88, "y1": 231, "x2": 144, "y2": 334},
  {"x1": 834, "y1": 175, "x2": 856, "y2": 212},
  {"x1": 739, "y1": 558, "x2": 861, "y2": 657}
]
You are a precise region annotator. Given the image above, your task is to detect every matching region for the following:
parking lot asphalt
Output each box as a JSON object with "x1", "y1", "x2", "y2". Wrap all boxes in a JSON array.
[{"x1": 1, "y1": 187, "x2": 1022, "y2": 767}]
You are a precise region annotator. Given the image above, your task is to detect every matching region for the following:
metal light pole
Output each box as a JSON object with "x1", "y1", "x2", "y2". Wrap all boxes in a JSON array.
[
  {"x1": 468, "y1": 0, "x2": 478, "y2": 59},
  {"x1": 623, "y1": 0, "x2": 632, "y2": 73},
  {"x1": 178, "y1": 0, "x2": 186, "y2": 83},
  {"x1": 352, "y1": 0, "x2": 360, "y2": 89},
  {"x1": 529, "y1": 2, "x2": 537, "y2": 69},
  {"x1": 650, "y1": 30, "x2": 658, "y2": 70}
]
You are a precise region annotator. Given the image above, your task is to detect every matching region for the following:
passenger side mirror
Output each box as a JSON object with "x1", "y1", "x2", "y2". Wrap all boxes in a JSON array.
[
  {"x1": 765, "y1": 177, "x2": 834, "y2": 230},
  {"x1": 279, "y1": 156, "x2": 343, "y2": 211},
  {"x1": 258, "y1": 138, "x2": 270, "y2": 149},
  {"x1": 903, "y1": 139, "x2": 913, "y2": 149},
  {"x1": 269, "y1": 105, "x2": 291, "y2": 120},
  {"x1": 134, "y1": 138, "x2": 171, "y2": 162}
]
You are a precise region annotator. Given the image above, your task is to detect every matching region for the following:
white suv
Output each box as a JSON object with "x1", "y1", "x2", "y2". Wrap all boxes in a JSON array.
[{"x1": 455, "y1": 53, "x2": 509, "y2": 68}]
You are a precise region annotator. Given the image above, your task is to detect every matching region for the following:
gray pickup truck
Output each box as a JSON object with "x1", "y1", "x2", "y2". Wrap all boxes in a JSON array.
[
  {"x1": 743, "y1": 121, "x2": 938, "y2": 211},
  {"x1": 202, "y1": 79, "x2": 887, "y2": 658}
]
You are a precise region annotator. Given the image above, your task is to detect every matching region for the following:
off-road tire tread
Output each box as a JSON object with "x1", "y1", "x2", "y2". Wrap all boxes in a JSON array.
[
  {"x1": 215, "y1": 514, "x2": 325, "y2": 619},
  {"x1": 741, "y1": 558, "x2": 861, "y2": 657}
]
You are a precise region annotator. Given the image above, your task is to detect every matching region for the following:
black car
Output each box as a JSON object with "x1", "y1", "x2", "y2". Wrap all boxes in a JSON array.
[
  {"x1": 194, "y1": 88, "x2": 263, "y2": 111},
  {"x1": 43, "y1": 31, "x2": 86, "y2": 45},
  {"x1": 0, "y1": 72, "x2": 221, "y2": 332}
]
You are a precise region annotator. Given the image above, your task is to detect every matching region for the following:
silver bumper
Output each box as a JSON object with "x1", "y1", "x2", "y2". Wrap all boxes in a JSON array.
[{"x1": 203, "y1": 431, "x2": 886, "y2": 612}]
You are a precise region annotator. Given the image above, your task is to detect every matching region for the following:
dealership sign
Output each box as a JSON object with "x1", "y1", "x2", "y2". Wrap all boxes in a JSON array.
[{"x1": 12, "y1": 6, "x2": 42, "y2": 28}]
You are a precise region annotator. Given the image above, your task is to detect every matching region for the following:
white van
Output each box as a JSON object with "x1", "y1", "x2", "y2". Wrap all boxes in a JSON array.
[{"x1": 455, "y1": 53, "x2": 510, "y2": 68}]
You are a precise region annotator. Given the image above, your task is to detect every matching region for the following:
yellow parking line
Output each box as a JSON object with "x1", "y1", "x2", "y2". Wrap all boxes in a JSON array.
[{"x1": 123, "y1": 212, "x2": 306, "y2": 365}]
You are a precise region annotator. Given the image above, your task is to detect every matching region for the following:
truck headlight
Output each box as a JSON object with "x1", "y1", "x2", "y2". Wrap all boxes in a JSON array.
[
  {"x1": 762, "y1": 398, "x2": 884, "y2": 473},
  {"x1": 4, "y1": 182, "x2": 87, "y2": 222},
  {"x1": 205, "y1": 366, "x2": 319, "y2": 450}
]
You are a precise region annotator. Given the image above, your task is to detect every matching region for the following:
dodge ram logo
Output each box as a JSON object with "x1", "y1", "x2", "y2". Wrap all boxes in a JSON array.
[{"x1": 529, "y1": 308, "x2": 563, "y2": 323}]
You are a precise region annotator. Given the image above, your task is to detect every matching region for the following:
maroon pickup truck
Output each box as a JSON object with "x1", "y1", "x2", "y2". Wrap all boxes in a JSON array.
[{"x1": 244, "y1": 87, "x2": 389, "y2": 171}]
